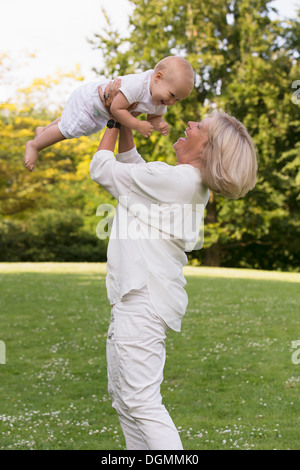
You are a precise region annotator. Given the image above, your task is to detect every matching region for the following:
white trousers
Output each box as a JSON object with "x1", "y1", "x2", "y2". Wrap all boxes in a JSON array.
[{"x1": 106, "y1": 287, "x2": 183, "y2": 450}]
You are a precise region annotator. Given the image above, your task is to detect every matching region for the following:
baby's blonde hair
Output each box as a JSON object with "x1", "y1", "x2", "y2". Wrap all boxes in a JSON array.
[
  {"x1": 201, "y1": 111, "x2": 257, "y2": 199},
  {"x1": 155, "y1": 56, "x2": 194, "y2": 75},
  {"x1": 154, "y1": 56, "x2": 194, "y2": 89}
]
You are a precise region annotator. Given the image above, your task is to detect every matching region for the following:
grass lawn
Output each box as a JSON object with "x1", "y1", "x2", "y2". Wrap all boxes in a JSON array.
[{"x1": 0, "y1": 262, "x2": 299, "y2": 450}]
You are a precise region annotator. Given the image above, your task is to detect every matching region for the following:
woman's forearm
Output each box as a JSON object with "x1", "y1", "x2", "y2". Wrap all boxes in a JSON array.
[
  {"x1": 118, "y1": 126, "x2": 135, "y2": 154},
  {"x1": 97, "y1": 124, "x2": 134, "y2": 155},
  {"x1": 97, "y1": 127, "x2": 120, "y2": 152}
]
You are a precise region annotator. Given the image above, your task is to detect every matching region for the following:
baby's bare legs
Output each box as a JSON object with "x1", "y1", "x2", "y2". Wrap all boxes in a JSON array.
[
  {"x1": 25, "y1": 119, "x2": 66, "y2": 172},
  {"x1": 35, "y1": 117, "x2": 61, "y2": 139}
]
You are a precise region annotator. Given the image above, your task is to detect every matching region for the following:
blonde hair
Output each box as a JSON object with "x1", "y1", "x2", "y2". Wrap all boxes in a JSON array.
[
  {"x1": 155, "y1": 56, "x2": 194, "y2": 74},
  {"x1": 201, "y1": 111, "x2": 257, "y2": 199},
  {"x1": 154, "y1": 56, "x2": 194, "y2": 89}
]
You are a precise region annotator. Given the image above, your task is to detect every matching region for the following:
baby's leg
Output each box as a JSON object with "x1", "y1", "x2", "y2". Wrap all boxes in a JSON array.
[
  {"x1": 35, "y1": 118, "x2": 61, "y2": 138},
  {"x1": 25, "y1": 123, "x2": 65, "y2": 172}
]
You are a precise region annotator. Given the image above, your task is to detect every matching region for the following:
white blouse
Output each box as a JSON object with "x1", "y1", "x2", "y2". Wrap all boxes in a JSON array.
[{"x1": 90, "y1": 146, "x2": 209, "y2": 331}]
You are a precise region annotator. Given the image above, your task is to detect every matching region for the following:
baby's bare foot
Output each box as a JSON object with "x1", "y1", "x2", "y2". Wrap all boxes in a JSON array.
[
  {"x1": 35, "y1": 127, "x2": 44, "y2": 138},
  {"x1": 24, "y1": 140, "x2": 38, "y2": 172}
]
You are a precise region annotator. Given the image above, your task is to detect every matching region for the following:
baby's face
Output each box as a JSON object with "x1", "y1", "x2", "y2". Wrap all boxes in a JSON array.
[{"x1": 150, "y1": 71, "x2": 193, "y2": 107}]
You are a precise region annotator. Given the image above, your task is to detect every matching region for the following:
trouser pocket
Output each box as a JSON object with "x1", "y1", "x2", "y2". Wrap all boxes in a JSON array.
[{"x1": 114, "y1": 308, "x2": 147, "y2": 341}]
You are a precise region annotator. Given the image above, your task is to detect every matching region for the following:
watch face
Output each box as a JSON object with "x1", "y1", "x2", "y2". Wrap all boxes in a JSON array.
[{"x1": 107, "y1": 120, "x2": 121, "y2": 129}]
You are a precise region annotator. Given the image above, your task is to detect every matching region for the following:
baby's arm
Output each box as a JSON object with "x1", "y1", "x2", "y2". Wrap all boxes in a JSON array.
[
  {"x1": 110, "y1": 93, "x2": 153, "y2": 138},
  {"x1": 147, "y1": 114, "x2": 170, "y2": 136}
]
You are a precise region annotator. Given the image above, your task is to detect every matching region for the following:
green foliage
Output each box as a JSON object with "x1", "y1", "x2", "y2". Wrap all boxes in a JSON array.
[
  {"x1": 0, "y1": 210, "x2": 106, "y2": 262},
  {"x1": 0, "y1": 3, "x2": 299, "y2": 268},
  {"x1": 0, "y1": 69, "x2": 113, "y2": 262},
  {"x1": 91, "y1": 0, "x2": 300, "y2": 271}
]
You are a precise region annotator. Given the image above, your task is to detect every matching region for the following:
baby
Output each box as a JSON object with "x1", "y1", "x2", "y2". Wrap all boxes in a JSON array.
[{"x1": 24, "y1": 56, "x2": 194, "y2": 172}]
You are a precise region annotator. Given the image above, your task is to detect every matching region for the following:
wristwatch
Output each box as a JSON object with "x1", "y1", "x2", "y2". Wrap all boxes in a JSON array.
[{"x1": 107, "y1": 119, "x2": 121, "y2": 129}]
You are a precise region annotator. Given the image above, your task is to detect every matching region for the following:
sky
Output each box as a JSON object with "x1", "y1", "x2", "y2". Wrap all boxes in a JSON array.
[{"x1": 0, "y1": 0, "x2": 299, "y2": 105}]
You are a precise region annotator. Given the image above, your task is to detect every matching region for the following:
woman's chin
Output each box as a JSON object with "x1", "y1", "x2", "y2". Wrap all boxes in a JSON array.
[{"x1": 173, "y1": 137, "x2": 186, "y2": 149}]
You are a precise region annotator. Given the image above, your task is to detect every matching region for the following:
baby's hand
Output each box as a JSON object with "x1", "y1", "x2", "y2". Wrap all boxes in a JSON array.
[
  {"x1": 138, "y1": 120, "x2": 154, "y2": 138},
  {"x1": 158, "y1": 121, "x2": 170, "y2": 136}
]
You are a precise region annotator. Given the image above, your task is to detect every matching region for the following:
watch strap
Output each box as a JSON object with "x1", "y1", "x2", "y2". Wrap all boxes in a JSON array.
[{"x1": 107, "y1": 119, "x2": 121, "y2": 129}]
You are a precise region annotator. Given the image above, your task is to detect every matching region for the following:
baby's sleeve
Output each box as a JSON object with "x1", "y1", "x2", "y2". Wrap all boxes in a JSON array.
[{"x1": 119, "y1": 74, "x2": 146, "y2": 105}]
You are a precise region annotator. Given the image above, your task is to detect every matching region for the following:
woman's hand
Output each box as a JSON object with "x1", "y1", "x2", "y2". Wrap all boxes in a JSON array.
[
  {"x1": 98, "y1": 79, "x2": 138, "y2": 117},
  {"x1": 98, "y1": 78, "x2": 121, "y2": 115}
]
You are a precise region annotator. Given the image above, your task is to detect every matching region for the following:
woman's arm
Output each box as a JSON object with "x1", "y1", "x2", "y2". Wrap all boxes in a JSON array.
[
  {"x1": 116, "y1": 124, "x2": 146, "y2": 165},
  {"x1": 97, "y1": 81, "x2": 144, "y2": 162},
  {"x1": 91, "y1": 124, "x2": 131, "y2": 200},
  {"x1": 118, "y1": 125, "x2": 135, "y2": 154},
  {"x1": 96, "y1": 80, "x2": 123, "y2": 152},
  {"x1": 97, "y1": 126, "x2": 120, "y2": 153}
]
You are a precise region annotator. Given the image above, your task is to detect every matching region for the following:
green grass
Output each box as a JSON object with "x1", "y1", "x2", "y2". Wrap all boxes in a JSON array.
[{"x1": 0, "y1": 263, "x2": 300, "y2": 450}]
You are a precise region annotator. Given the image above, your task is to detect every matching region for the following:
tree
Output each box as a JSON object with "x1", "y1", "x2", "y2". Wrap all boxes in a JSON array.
[
  {"x1": 91, "y1": 0, "x2": 300, "y2": 270},
  {"x1": 0, "y1": 66, "x2": 113, "y2": 261}
]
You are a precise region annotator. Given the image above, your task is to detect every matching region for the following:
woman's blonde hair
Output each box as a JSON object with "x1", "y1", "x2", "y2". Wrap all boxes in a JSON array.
[{"x1": 201, "y1": 111, "x2": 257, "y2": 199}]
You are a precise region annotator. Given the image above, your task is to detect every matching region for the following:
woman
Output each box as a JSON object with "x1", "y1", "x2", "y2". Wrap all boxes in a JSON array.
[{"x1": 90, "y1": 83, "x2": 257, "y2": 450}]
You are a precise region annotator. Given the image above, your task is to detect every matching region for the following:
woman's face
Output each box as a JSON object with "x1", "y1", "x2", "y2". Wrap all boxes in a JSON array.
[{"x1": 174, "y1": 119, "x2": 212, "y2": 167}]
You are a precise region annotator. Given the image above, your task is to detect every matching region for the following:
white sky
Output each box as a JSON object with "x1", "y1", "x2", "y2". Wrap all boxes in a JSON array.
[{"x1": 0, "y1": 0, "x2": 299, "y2": 105}]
